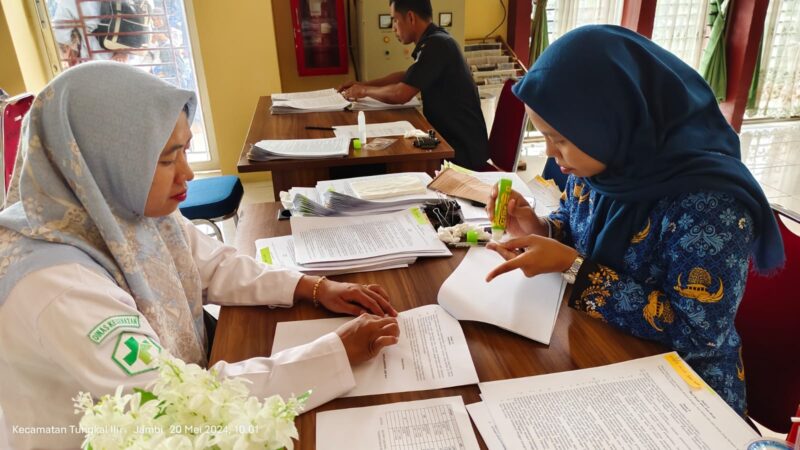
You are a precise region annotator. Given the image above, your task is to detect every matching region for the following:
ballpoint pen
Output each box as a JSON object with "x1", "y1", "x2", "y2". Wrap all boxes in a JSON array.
[{"x1": 305, "y1": 126, "x2": 336, "y2": 131}]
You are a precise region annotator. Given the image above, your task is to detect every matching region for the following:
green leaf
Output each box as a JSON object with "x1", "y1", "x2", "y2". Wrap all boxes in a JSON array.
[{"x1": 133, "y1": 388, "x2": 158, "y2": 405}]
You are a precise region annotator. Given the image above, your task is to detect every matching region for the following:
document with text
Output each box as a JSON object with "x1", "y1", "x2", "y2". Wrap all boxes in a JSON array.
[
  {"x1": 438, "y1": 247, "x2": 566, "y2": 344},
  {"x1": 272, "y1": 305, "x2": 479, "y2": 397},
  {"x1": 333, "y1": 120, "x2": 417, "y2": 140},
  {"x1": 479, "y1": 353, "x2": 758, "y2": 450},
  {"x1": 290, "y1": 208, "x2": 450, "y2": 266},
  {"x1": 316, "y1": 396, "x2": 480, "y2": 450},
  {"x1": 465, "y1": 402, "x2": 507, "y2": 450}
]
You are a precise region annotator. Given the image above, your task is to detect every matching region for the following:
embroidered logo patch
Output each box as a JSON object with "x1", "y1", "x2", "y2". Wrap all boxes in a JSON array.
[
  {"x1": 111, "y1": 333, "x2": 161, "y2": 376},
  {"x1": 88, "y1": 315, "x2": 141, "y2": 344}
]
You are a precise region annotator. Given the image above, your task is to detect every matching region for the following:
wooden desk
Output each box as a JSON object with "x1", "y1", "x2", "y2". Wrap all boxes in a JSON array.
[
  {"x1": 210, "y1": 203, "x2": 666, "y2": 449},
  {"x1": 238, "y1": 97, "x2": 455, "y2": 199}
]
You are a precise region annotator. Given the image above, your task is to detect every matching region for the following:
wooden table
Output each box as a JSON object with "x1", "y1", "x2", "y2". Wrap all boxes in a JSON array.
[
  {"x1": 210, "y1": 203, "x2": 666, "y2": 449},
  {"x1": 238, "y1": 97, "x2": 456, "y2": 199}
]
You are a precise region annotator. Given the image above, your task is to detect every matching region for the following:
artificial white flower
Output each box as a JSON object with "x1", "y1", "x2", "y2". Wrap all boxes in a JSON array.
[{"x1": 74, "y1": 353, "x2": 308, "y2": 450}]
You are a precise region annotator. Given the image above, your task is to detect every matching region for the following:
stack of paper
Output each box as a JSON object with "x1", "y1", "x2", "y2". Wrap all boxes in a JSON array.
[
  {"x1": 270, "y1": 89, "x2": 351, "y2": 114},
  {"x1": 350, "y1": 96, "x2": 421, "y2": 111},
  {"x1": 247, "y1": 137, "x2": 349, "y2": 161},
  {"x1": 281, "y1": 172, "x2": 441, "y2": 217},
  {"x1": 290, "y1": 208, "x2": 451, "y2": 271},
  {"x1": 471, "y1": 353, "x2": 759, "y2": 450},
  {"x1": 255, "y1": 235, "x2": 415, "y2": 276},
  {"x1": 438, "y1": 247, "x2": 566, "y2": 344}
]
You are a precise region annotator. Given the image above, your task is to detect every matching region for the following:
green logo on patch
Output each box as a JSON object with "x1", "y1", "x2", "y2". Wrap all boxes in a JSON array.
[
  {"x1": 88, "y1": 315, "x2": 141, "y2": 344},
  {"x1": 111, "y1": 333, "x2": 161, "y2": 376}
]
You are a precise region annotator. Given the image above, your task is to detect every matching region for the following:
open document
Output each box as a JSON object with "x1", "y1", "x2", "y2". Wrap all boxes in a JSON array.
[
  {"x1": 270, "y1": 88, "x2": 351, "y2": 114},
  {"x1": 350, "y1": 95, "x2": 421, "y2": 111},
  {"x1": 438, "y1": 247, "x2": 566, "y2": 344},
  {"x1": 333, "y1": 121, "x2": 417, "y2": 140},
  {"x1": 465, "y1": 402, "x2": 507, "y2": 450},
  {"x1": 316, "y1": 396, "x2": 481, "y2": 450},
  {"x1": 272, "y1": 305, "x2": 479, "y2": 397},
  {"x1": 254, "y1": 235, "x2": 414, "y2": 276},
  {"x1": 247, "y1": 137, "x2": 349, "y2": 161},
  {"x1": 479, "y1": 353, "x2": 759, "y2": 450},
  {"x1": 290, "y1": 207, "x2": 450, "y2": 266}
]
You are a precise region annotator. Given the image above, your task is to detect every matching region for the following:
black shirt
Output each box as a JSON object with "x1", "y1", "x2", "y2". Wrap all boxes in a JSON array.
[{"x1": 404, "y1": 24, "x2": 489, "y2": 170}]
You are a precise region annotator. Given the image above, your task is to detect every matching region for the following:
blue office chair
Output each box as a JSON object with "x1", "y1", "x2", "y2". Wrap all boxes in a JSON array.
[
  {"x1": 179, "y1": 175, "x2": 244, "y2": 242},
  {"x1": 542, "y1": 157, "x2": 568, "y2": 191}
]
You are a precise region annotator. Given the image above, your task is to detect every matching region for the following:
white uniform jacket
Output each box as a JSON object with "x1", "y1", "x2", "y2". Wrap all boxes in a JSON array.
[{"x1": 0, "y1": 221, "x2": 355, "y2": 449}]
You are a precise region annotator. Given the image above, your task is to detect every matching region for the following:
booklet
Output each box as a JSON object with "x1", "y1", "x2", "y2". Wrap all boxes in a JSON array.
[{"x1": 438, "y1": 246, "x2": 566, "y2": 344}]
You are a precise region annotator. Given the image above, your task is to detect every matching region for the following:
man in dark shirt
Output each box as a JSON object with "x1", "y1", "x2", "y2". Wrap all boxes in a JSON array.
[{"x1": 339, "y1": 0, "x2": 489, "y2": 170}]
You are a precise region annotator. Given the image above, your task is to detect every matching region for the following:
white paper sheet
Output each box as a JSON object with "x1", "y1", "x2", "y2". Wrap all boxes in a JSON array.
[
  {"x1": 438, "y1": 247, "x2": 565, "y2": 344},
  {"x1": 254, "y1": 235, "x2": 413, "y2": 275},
  {"x1": 479, "y1": 353, "x2": 759, "y2": 450},
  {"x1": 272, "y1": 305, "x2": 479, "y2": 397},
  {"x1": 465, "y1": 402, "x2": 507, "y2": 450},
  {"x1": 316, "y1": 396, "x2": 480, "y2": 450},
  {"x1": 350, "y1": 96, "x2": 421, "y2": 111},
  {"x1": 316, "y1": 172, "x2": 437, "y2": 202},
  {"x1": 271, "y1": 88, "x2": 338, "y2": 101},
  {"x1": 251, "y1": 137, "x2": 349, "y2": 160},
  {"x1": 333, "y1": 121, "x2": 417, "y2": 140},
  {"x1": 290, "y1": 208, "x2": 450, "y2": 265}
]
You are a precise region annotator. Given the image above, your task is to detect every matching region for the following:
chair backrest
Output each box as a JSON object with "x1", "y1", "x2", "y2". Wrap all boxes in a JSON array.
[
  {"x1": 1, "y1": 93, "x2": 34, "y2": 197},
  {"x1": 735, "y1": 204, "x2": 800, "y2": 433},
  {"x1": 487, "y1": 79, "x2": 526, "y2": 172}
]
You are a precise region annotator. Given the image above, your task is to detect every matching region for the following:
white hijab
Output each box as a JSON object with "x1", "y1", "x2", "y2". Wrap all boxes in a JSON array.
[{"x1": 0, "y1": 62, "x2": 207, "y2": 366}]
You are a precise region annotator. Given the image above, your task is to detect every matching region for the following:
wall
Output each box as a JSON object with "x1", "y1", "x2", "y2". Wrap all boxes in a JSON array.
[
  {"x1": 0, "y1": 4, "x2": 26, "y2": 95},
  {"x1": 465, "y1": 0, "x2": 507, "y2": 40},
  {"x1": 0, "y1": 0, "x2": 48, "y2": 94},
  {"x1": 190, "y1": 0, "x2": 282, "y2": 182},
  {"x1": 274, "y1": 0, "x2": 508, "y2": 93}
]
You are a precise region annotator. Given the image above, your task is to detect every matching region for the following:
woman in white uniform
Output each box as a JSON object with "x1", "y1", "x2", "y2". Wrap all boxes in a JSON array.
[{"x1": 0, "y1": 62, "x2": 400, "y2": 449}]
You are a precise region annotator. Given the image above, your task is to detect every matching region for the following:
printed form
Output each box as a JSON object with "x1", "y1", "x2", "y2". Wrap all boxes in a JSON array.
[
  {"x1": 316, "y1": 396, "x2": 480, "y2": 450},
  {"x1": 479, "y1": 353, "x2": 758, "y2": 450},
  {"x1": 272, "y1": 305, "x2": 479, "y2": 397}
]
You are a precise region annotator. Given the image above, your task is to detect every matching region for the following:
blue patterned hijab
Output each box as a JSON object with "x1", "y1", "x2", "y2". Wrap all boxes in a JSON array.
[
  {"x1": 0, "y1": 62, "x2": 207, "y2": 365},
  {"x1": 512, "y1": 25, "x2": 784, "y2": 273}
]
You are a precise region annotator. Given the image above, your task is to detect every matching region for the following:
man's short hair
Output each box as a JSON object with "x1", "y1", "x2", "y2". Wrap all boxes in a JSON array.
[{"x1": 390, "y1": 0, "x2": 433, "y2": 21}]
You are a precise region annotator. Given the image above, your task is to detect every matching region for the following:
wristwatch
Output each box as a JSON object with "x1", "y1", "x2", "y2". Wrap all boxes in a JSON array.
[{"x1": 562, "y1": 254, "x2": 585, "y2": 284}]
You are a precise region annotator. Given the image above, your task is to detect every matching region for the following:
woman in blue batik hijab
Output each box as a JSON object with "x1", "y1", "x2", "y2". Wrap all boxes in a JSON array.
[
  {"x1": 0, "y1": 62, "x2": 399, "y2": 449},
  {"x1": 486, "y1": 25, "x2": 784, "y2": 415}
]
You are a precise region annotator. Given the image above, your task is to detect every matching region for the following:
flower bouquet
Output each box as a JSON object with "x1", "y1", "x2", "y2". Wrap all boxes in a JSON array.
[{"x1": 73, "y1": 354, "x2": 309, "y2": 450}]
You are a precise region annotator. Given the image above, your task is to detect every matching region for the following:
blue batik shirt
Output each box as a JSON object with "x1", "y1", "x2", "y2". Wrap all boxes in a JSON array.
[{"x1": 549, "y1": 176, "x2": 752, "y2": 415}]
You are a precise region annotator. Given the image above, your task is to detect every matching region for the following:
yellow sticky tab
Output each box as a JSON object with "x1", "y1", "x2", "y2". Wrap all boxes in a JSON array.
[
  {"x1": 260, "y1": 247, "x2": 273, "y2": 265},
  {"x1": 664, "y1": 353, "x2": 704, "y2": 390},
  {"x1": 410, "y1": 207, "x2": 428, "y2": 225}
]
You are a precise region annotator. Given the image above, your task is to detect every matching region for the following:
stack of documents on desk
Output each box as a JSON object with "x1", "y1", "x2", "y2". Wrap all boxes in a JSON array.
[
  {"x1": 350, "y1": 95, "x2": 420, "y2": 111},
  {"x1": 283, "y1": 172, "x2": 440, "y2": 216},
  {"x1": 255, "y1": 235, "x2": 415, "y2": 276},
  {"x1": 332, "y1": 120, "x2": 416, "y2": 140},
  {"x1": 247, "y1": 137, "x2": 349, "y2": 161},
  {"x1": 270, "y1": 88, "x2": 420, "y2": 114},
  {"x1": 270, "y1": 89, "x2": 350, "y2": 114},
  {"x1": 471, "y1": 353, "x2": 758, "y2": 450},
  {"x1": 438, "y1": 246, "x2": 566, "y2": 344},
  {"x1": 290, "y1": 207, "x2": 450, "y2": 270}
]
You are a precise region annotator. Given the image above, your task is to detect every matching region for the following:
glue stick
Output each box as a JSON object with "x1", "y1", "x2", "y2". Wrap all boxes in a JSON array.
[{"x1": 492, "y1": 178, "x2": 512, "y2": 241}]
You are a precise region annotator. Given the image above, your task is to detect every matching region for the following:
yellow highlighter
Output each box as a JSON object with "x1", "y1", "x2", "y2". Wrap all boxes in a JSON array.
[{"x1": 492, "y1": 178, "x2": 512, "y2": 241}]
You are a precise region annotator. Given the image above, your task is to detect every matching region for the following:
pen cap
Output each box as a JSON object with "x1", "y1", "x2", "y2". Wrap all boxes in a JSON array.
[{"x1": 357, "y1": 111, "x2": 367, "y2": 144}]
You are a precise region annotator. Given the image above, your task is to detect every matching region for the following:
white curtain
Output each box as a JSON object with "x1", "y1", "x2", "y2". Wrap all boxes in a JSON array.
[
  {"x1": 748, "y1": 0, "x2": 800, "y2": 119},
  {"x1": 544, "y1": 0, "x2": 624, "y2": 42},
  {"x1": 651, "y1": 0, "x2": 710, "y2": 69}
]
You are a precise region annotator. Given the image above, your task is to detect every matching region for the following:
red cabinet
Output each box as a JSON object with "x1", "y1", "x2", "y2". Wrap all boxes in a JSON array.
[{"x1": 291, "y1": 0, "x2": 349, "y2": 76}]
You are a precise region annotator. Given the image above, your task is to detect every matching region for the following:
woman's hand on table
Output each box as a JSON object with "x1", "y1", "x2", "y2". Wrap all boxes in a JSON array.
[
  {"x1": 315, "y1": 278, "x2": 398, "y2": 317},
  {"x1": 336, "y1": 314, "x2": 400, "y2": 366}
]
